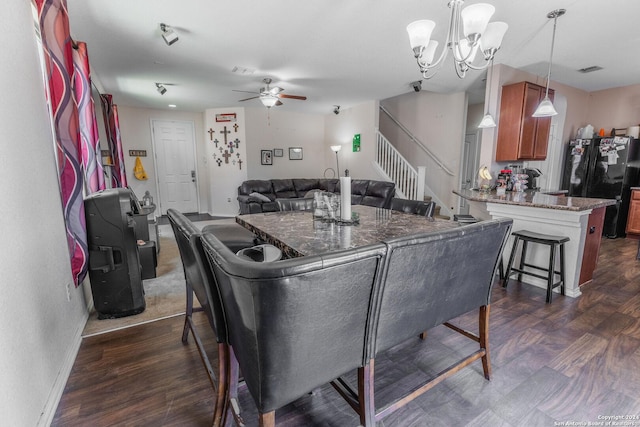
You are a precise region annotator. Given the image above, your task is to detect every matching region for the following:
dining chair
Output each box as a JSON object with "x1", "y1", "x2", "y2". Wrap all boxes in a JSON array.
[
  {"x1": 166, "y1": 209, "x2": 230, "y2": 427},
  {"x1": 334, "y1": 218, "x2": 513, "y2": 426},
  {"x1": 275, "y1": 197, "x2": 315, "y2": 211},
  {"x1": 390, "y1": 197, "x2": 436, "y2": 219},
  {"x1": 199, "y1": 232, "x2": 387, "y2": 427}
]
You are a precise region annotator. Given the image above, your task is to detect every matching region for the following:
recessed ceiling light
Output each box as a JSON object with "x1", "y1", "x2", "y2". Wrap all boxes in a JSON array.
[{"x1": 168, "y1": 104, "x2": 177, "y2": 108}]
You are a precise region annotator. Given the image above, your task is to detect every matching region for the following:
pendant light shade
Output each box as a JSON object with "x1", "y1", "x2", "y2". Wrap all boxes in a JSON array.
[
  {"x1": 478, "y1": 114, "x2": 497, "y2": 128},
  {"x1": 532, "y1": 96, "x2": 557, "y2": 117},
  {"x1": 533, "y1": 9, "x2": 565, "y2": 118}
]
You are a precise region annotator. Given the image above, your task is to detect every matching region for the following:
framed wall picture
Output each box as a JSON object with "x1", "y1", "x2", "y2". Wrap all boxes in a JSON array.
[
  {"x1": 261, "y1": 150, "x2": 273, "y2": 165},
  {"x1": 289, "y1": 147, "x2": 303, "y2": 160},
  {"x1": 273, "y1": 148, "x2": 284, "y2": 157}
]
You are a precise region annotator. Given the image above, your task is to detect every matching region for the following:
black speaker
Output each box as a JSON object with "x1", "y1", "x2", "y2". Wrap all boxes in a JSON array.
[{"x1": 84, "y1": 188, "x2": 145, "y2": 319}]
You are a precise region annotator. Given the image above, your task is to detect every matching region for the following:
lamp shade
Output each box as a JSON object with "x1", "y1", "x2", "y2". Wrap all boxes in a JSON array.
[
  {"x1": 458, "y1": 39, "x2": 479, "y2": 62},
  {"x1": 407, "y1": 20, "x2": 436, "y2": 50},
  {"x1": 422, "y1": 40, "x2": 439, "y2": 65},
  {"x1": 461, "y1": 3, "x2": 495, "y2": 38},
  {"x1": 330, "y1": 145, "x2": 342, "y2": 152},
  {"x1": 478, "y1": 114, "x2": 496, "y2": 128},
  {"x1": 480, "y1": 22, "x2": 508, "y2": 52},
  {"x1": 532, "y1": 95, "x2": 558, "y2": 117},
  {"x1": 260, "y1": 95, "x2": 278, "y2": 108}
]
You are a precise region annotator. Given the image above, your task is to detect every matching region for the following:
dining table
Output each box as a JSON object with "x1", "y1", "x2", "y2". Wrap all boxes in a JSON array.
[{"x1": 235, "y1": 204, "x2": 461, "y2": 258}]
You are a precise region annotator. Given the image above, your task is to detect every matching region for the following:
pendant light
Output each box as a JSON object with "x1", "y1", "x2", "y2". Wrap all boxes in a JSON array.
[
  {"x1": 533, "y1": 9, "x2": 565, "y2": 118},
  {"x1": 478, "y1": 58, "x2": 496, "y2": 128}
]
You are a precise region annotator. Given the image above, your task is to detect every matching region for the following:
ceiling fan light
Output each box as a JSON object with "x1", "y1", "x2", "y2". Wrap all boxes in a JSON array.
[
  {"x1": 478, "y1": 114, "x2": 496, "y2": 128},
  {"x1": 532, "y1": 96, "x2": 558, "y2": 117},
  {"x1": 160, "y1": 23, "x2": 179, "y2": 46},
  {"x1": 407, "y1": 20, "x2": 436, "y2": 51},
  {"x1": 480, "y1": 22, "x2": 508, "y2": 52},
  {"x1": 260, "y1": 95, "x2": 278, "y2": 108},
  {"x1": 461, "y1": 3, "x2": 495, "y2": 39}
]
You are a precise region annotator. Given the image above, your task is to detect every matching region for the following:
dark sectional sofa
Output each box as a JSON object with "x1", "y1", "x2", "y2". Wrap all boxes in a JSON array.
[{"x1": 237, "y1": 178, "x2": 396, "y2": 214}]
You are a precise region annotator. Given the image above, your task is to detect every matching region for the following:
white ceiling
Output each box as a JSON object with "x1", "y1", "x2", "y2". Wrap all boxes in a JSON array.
[{"x1": 67, "y1": 0, "x2": 640, "y2": 115}]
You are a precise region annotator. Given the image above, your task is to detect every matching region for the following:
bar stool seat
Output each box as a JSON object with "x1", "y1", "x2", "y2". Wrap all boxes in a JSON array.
[{"x1": 502, "y1": 230, "x2": 569, "y2": 303}]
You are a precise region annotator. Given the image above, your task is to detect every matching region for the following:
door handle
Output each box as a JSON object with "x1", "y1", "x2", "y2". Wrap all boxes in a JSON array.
[{"x1": 191, "y1": 170, "x2": 196, "y2": 182}]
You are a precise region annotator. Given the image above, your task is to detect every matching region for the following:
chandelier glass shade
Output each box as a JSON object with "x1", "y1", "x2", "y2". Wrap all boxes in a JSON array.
[{"x1": 407, "y1": 0, "x2": 507, "y2": 79}]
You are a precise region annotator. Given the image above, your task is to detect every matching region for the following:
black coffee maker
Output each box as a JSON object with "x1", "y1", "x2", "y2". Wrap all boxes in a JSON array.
[{"x1": 524, "y1": 168, "x2": 542, "y2": 190}]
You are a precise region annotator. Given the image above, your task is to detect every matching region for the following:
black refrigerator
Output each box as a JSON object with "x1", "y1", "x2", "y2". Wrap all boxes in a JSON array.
[{"x1": 562, "y1": 136, "x2": 640, "y2": 238}]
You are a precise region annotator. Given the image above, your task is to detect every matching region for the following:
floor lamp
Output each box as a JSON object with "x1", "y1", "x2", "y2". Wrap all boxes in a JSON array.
[{"x1": 330, "y1": 145, "x2": 341, "y2": 177}]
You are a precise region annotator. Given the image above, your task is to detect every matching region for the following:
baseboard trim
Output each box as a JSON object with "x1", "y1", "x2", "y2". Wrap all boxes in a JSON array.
[{"x1": 37, "y1": 310, "x2": 88, "y2": 427}]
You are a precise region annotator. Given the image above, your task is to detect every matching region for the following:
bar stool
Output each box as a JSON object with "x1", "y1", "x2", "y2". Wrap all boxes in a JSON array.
[{"x1": 502, "y1": 230, "x2": 569, "y2": 303}]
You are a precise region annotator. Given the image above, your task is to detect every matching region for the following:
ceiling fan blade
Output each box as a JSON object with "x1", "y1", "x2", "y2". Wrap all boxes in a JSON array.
[
  {"x1": 232, "y1": 89, "x2": 260, "y2": 94},
  {"x1": 238, "y1": 96, "x2": 260, "y2": 102},
  {"x1": 278, "y1": 94, "x2": 307, "y2": 101}
]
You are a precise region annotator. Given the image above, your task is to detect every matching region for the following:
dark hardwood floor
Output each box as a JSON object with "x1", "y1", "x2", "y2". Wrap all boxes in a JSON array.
[{"x1": 52, "y1": 237, "x2": 640, "y2": 426}]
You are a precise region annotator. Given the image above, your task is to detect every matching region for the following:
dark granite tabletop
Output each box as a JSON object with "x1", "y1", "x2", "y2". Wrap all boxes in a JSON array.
[
  {"x1": 453, "y1": 189, "x2": 616, "y2": 212},
  {"x1": 236, "y1": 205, "x2": 460, "y2": 258}
]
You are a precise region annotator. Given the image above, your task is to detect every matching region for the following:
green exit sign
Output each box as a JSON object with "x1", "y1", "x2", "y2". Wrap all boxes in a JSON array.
[{"x1": 353, "y1": 134, "x2": 361, "y2": 152}]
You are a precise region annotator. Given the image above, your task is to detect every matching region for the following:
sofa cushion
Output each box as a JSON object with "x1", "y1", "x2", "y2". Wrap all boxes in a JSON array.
[
  {"x1": 292, "y1": 179, "x2": 321, "y2": 197},
  {"x1": 271, "y1": 179, "x2": 297, "y2": 199},
  {"x1": 240, "y1": 180, "x2": 274, "y2": 196},
  {"x1": 317, "y1": 179, "x2": 338, "y2": 193}
]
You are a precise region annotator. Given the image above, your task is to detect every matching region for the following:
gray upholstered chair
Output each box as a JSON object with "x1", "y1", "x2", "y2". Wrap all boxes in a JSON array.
[
  {"x1": 200, "y1": 232, "x2": 387, "y2": 427},
  {"x1": 276, "y1": 197, "x2": 315, "y2": 211},
  {"x1": 166, "y1": 209, "x2": 229, "y2": 427},
  {"x1": 390, "y1": 197, "x2": 436, "y2": 219},
  {"x1": 333, "y1": 218, "x2": 513, "y2": 426}
]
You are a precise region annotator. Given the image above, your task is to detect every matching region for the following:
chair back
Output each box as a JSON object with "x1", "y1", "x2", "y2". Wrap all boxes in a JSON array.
[
  {"x1": 276, "y1": 197, "x2": 315, "y2": 211},
  {"x1": 200, "y1": 232, "x2": 386, "y2": 413},
  {"x1": 390, "y1": 197, "x2": 436, "y2": 218},
  {"x1": 371, "y1": 218, "x2": 512, "y2": 354},
  {"x1": 167, "y1": 209, "x2": 227, "y2": 343}
]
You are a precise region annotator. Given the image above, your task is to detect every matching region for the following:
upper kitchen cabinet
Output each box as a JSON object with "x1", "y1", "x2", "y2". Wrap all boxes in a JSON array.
[{"x1": 495, "y1": 81, "x2": 554, "y2": 161}]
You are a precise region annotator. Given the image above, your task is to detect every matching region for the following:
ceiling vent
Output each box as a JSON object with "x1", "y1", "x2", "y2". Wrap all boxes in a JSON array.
[
  {"x1": 578, "y1": 66, "x2": 603, "y2": 74},
  {"x1": 231, "y1": 66, "x2": 256, "y2": 75}
]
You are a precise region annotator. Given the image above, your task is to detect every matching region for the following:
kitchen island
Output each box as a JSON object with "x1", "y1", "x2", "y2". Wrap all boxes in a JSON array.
[{"x1": 454, "y1": 189, "x2": 615, "y2": 298}]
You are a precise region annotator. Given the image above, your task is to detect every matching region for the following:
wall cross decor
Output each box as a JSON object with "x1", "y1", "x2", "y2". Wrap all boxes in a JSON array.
[
  {"x1": 222, "y1": 150, "x2": 232, "y2": 163},
  {"x1": 227, "y1": 141, "x2": 234, "y2": 153},
  {"x1": 233, "y1": 124, "x2": 239, "y2": 132},
  {"x1": 220, "y1": 126, "x2": 231, "y2": 145},
  {"x1": 233, "y1": 138, "x2": 240, "y2": 148},
  {"x1": 208, "y1": 128, "x2": 215, "y2": 140},
  {"x1": 213, "y1": 138, "x2": 219, "y2": 148},
  {"x1": 238, "y1": 158, "x2": 242, "y2": 170},
  {"x1": 216, "y1": 158, "x2": 222, "y2": 167}
]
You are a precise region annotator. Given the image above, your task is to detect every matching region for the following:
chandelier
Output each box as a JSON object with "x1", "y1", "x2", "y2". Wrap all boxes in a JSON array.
[{"x1": 406, "y1": 0, "x2": 508, "y2": 79}]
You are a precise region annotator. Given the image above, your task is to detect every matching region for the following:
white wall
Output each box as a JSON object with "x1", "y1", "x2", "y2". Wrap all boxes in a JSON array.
[
  {"x1": 245, "y1": 107, "x2": 327, "y2": 179},
  {"x1": 0, "y1": 1, "x2": 88, "y2": 425},
  {"x1": 204, "y1": 107, "x2": 248, "y2": 216},
  {"x1": 324, "y1": 101, "x2": 380, "y2": 180},
  {"x1": 380, "y1": 91, "x2": 467, "y2": 213}
]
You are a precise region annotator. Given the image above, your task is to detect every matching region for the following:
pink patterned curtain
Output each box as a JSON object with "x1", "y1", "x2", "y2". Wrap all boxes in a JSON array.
[
  {"x1": 73, "y1": 41, "x2": 105, "y2": 193},
  {"x1": 34, "y1": 0, "x2": 88, "y2": 286},
  {"x1": 100, "y1": 94, "x2": 128, "y2": 188}
]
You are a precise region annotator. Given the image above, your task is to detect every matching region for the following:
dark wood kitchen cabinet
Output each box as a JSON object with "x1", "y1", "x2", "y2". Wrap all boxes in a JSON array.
[
  {"x1": 625, "y1": 188, "x2": 640, "y2": 235},
  {"x1": 496, "y1": 81, "x2": 554, "y2": 162}
]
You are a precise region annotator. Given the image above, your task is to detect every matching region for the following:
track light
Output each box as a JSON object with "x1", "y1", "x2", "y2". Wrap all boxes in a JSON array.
[
  {"x1": 333, "y1": 105, "x2": 340, "y2": 115},
  {"x1": 156, "y1": 83, "x2": 167, "y2": 95},
  {"x1": 160, "y1": 23, "x2": 179, "y2": 46},
  {"x1": 411, "y1": 80, "x2": 422, "y2": 92}
]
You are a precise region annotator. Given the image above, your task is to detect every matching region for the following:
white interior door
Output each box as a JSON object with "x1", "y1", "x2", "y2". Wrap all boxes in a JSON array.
[{"x1": 151, "y1": 120, "x2": 198, "y2": 214}]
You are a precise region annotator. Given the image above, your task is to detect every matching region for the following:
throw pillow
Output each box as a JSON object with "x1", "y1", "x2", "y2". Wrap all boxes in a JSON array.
[{"x1": 249, "y1": 192, "x2": 271, "y2": 202}]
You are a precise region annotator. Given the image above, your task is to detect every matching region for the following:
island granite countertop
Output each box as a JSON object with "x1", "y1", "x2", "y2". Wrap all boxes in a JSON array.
[{"x1": 453, "y1": 189, "x2": 616, "y2": 212}]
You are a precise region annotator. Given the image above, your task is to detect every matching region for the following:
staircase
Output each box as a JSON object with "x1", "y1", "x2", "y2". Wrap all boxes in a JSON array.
[{"x1": 374, "y1": 131, "x2": 450, "y2": 220}]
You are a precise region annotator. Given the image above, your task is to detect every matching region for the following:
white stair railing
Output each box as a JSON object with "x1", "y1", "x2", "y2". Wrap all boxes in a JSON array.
[{"x1": 376, "y1": 131, "x2": 425, "y2": 200}]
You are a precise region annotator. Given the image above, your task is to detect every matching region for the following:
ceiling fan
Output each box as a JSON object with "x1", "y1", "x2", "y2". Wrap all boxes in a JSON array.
[{"x1": 234, "y1": 78, "x2": 307, "y2": 108}]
